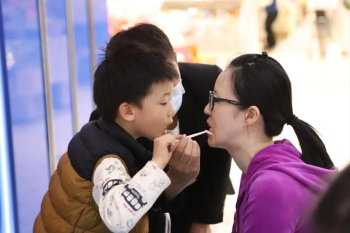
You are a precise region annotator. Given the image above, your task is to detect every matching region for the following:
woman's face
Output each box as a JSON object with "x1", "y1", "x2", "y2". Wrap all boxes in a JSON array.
[{"x1": 204, "y1": 68, "x2": 246, "y2": 150}]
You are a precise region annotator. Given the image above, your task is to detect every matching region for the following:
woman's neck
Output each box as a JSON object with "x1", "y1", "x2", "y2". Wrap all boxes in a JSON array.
[{"x1": 229, "y1": 138, "x2": 274, "y2": 173}]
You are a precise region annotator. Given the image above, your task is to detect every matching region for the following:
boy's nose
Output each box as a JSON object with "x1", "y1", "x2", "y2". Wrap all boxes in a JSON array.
[{"x1": 169, "y1": 103, "x2": 175, "y2": 117}]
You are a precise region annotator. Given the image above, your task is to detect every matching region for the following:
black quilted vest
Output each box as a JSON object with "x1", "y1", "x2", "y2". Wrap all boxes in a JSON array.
[{"x1": 68, "y1": 118, "x2": 152, "y2": 181}]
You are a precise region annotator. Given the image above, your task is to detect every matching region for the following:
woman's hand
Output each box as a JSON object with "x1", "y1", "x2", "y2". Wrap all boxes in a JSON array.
[{"x1": 165, "y1": 135, "x2": 200, "y2": 200}]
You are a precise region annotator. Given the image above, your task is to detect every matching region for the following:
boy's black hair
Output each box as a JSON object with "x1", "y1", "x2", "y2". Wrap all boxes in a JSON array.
[
  {"x1": 93, "y1": 24, "x2": 179, "y2": 122},
  {"x1": 228, "y1": 53, "x2": 334, "y2": 169}
]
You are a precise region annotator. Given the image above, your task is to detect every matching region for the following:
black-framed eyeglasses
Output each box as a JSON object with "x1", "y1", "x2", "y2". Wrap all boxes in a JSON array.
[{"x1": 209, "y1": 91, "x2": 242, "y2": 111}]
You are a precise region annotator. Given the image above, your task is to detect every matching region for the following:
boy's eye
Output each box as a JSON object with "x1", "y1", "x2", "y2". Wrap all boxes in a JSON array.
[{"x1": 161, "y1": 102, "x2": 167, "y2": 106}]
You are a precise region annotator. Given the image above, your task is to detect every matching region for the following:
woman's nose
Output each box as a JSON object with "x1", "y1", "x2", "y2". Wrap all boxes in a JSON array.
[{"x1": 204, "y1": 103, "x2": 210, "y2": 115}]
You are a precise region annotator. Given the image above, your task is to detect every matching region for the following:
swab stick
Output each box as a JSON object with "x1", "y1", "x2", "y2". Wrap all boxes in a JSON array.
[{"x1": 187, "y1": 130, "x2": 213, "y2": 138}]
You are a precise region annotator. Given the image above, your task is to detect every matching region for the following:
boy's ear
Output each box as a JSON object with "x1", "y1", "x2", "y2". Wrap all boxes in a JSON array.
[
  {"x1": 118, "y1": 102, "x2": 135, "y2": 122},
  {"x1": 245, "y1": 106, "x2": 260, "y2": 125}
]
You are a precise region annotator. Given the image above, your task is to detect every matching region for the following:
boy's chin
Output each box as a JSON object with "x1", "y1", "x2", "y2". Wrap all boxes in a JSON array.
[
  {"x1": 146, "y1": 134, "x2": 161, "y2": 141},
  {"x1": 144, "y1": 130, "x2": 167, "y2": 141}
]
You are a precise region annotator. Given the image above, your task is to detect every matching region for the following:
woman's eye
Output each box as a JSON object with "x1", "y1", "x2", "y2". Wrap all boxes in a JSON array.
[{"x1": 161, "y1": 102, "x2": 167, "y2": 106}]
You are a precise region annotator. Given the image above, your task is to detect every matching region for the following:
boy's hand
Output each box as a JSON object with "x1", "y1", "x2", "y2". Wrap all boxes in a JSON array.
[
  {"x1": 151, "y1": 134, "x2": 177, "y2": 169},
  {"x1": 167, "y1": 135, "x2": 200, "y2": 191}
]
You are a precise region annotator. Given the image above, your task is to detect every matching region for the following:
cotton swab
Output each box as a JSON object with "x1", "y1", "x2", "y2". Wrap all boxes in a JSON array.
[{"x1": 188, "y1": 130, "x2": 213, "y2": 138}]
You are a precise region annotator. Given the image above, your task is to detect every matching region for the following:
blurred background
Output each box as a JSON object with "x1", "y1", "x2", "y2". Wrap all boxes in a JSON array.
[{"x1": 0, "y1": 0, "x2": 349, "y2": 232}]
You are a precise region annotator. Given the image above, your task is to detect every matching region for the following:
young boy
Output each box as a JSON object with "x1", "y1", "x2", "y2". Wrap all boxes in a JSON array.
[
  {"x1": 33, "y1": 28, "x2": 200, "y2": 233},
  {"x1": 90, "y1": 23, "x2": 233, "y2": 233}
]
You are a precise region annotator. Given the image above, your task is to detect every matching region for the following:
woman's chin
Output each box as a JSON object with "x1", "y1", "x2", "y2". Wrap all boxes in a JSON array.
[
  {"x1": 207, "y1": 138, "x2": 215, "y2": 147},
  {"x1": 208, "y1": 137, "x2": 224, "y2": 150}
]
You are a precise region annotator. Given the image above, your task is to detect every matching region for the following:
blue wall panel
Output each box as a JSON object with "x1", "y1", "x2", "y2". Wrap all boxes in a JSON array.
[
  {"x1": 72, "y1": 0, "x2": 94, "y2": 129},
  {"x1": 1, "y1": 1, "x2": 50, "y2": 232},
  {"x1": 44, "y1": 0, "x2": 74, "y2": 165},
  {"x1": 92, "y1": 0, "x2": 109, "y2": 58},
  {"x1": 0, "y1": 8, "x2": 16, "y2": 230},
  {"x1": 0, "y1": 0, "x2": 108, "y2": 232}
]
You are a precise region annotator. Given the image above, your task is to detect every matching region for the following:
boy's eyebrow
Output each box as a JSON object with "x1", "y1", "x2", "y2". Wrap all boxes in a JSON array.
[{"x1": 163, "y1": 92, "x2": 171, "y2": 96}]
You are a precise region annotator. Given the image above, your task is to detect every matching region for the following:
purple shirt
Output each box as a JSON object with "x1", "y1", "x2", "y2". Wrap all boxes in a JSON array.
[{"x1": 232, "y1": 139, "x2": 337, "y2": 233}]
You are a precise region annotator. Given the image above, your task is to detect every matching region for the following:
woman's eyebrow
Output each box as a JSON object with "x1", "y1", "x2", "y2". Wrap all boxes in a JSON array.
[{"x1": 213, "y1": 90, "x2": 219, "y2": 95}]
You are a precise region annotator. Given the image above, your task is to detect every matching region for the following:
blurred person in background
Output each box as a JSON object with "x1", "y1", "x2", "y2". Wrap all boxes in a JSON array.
[
  {"x1": 90, "y1": 23, "x2": 233, "y2": 233},
  {"x1": 312, "y1": 163, "x2": 350, "y2": 233},
  {"x1": 204, "y1": 52, "x2": 337, "y2": 233},
  {"x1": 264, "y1": 0, "x2": 278, "y2": 49},
  {"x1": 307, "y1": 0, "x2": 339, "y2": 58},
  {"x1": 238, "y1": 0, "x2": 274, "y2": 53}
]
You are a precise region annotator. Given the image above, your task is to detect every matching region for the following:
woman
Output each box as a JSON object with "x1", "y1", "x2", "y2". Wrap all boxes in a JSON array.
[{"x1": 204, "y1": 52, "x2": 337, "y2": 233}]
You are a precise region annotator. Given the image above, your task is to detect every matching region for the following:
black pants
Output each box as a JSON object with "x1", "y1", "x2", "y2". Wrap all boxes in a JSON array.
[{"x1": 265, "y1": 11, "x2": 278, "y2": 48}]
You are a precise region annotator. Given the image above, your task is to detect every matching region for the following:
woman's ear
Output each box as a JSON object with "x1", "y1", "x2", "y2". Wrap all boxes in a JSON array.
[
  {"x1": 245, "y1": 106, "x2": 260, "y2": 126},
  {"x1": 118, "y1": 102, "x2": 135, "y2": 122}
]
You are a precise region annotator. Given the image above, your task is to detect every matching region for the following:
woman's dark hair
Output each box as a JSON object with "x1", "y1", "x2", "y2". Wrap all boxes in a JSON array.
[
  {"x1": 228, "y1": 53, "x2": 333, "y2": 169},
  {"x1": 93, "y1": 24, "x2": 178, "y2": 122}
]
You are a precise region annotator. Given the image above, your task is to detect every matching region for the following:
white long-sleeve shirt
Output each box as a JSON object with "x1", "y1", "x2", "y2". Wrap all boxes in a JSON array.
[{"x1": 92, "y1": 158, "x2": 171, "y2": 233}]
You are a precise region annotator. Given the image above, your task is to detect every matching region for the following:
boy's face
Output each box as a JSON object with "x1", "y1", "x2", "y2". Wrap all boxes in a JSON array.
[{"x1": 132, "y1": 81, "x2": 174, "y2": 140}]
